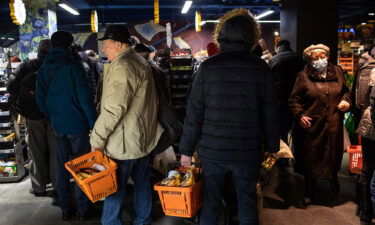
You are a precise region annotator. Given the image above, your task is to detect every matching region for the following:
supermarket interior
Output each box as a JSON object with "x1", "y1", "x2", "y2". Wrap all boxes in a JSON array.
[{"x1": 0, "y1": 0, "x2": 375, "y2": 225}]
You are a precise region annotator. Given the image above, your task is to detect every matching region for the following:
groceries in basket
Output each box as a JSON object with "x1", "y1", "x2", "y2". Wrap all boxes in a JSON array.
[
  {"x1": 160, "y1": 169, "x2": 196, "y2": 187},
  {"x1": 75, "y1": 163, "x2": 106, "y2": 180}
]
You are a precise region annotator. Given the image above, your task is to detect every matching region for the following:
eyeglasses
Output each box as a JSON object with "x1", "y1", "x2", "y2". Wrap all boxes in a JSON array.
[{"x1": 310, "y1": 52, "x2": 328, "y2": 60}]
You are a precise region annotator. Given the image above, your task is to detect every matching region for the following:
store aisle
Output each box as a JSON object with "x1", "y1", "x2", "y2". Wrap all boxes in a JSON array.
[{"x1": 0, "y1": 153, "x2": 372, "y2": 225}]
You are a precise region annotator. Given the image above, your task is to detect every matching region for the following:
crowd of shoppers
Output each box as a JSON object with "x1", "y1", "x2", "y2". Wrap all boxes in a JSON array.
[{"x1": 7, "y1": 7, "x2": 375, "y2": 225}]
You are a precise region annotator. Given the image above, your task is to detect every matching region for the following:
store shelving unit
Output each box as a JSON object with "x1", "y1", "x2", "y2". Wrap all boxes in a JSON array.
[
  {"x1": 338, "y1": 54, "x2": 359, "y2": 76},
  {"x1": 169, "y1": 50, "x2": 194, "y2": 118},
  {"x1": 0, "y1": 52, "x2": 27, "y2": 182}
]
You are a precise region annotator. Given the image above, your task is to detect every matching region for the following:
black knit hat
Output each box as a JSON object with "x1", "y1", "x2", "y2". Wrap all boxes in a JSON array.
[
  {"x1": 51, "y1": 31, "x2": 74, "y2": 48},
  {"x1": 276, "y1": 40, "x2": 290, "y2": 48},
  {"x1": 98, "y1": 25, "x2": 131, "y2": 44}
]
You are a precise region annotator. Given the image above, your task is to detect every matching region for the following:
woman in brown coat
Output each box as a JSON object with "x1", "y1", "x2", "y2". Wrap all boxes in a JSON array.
[{"x1": 289, "y1": 44, "x2": 351, "y2": 208}]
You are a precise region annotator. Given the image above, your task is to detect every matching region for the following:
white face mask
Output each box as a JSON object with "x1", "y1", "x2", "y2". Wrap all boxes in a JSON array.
[{"x1": 311, "y1": 58, "x2": 328, "y2": 72}]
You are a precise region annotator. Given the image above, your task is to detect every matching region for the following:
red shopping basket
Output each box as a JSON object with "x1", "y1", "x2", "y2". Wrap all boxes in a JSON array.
[{"x1": 347, "y1": 145, "x2": 362, "y2": 174}]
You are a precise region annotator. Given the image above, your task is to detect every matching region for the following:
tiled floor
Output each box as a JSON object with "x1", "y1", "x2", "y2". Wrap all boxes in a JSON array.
[{"x1": 0, "y1": 152, "x2": 373, "y2": 225}]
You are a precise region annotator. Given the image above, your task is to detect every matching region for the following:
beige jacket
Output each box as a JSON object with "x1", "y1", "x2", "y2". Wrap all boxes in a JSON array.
[{"x1": 90, "y1": 47, "x2": 163, "y2": 160}]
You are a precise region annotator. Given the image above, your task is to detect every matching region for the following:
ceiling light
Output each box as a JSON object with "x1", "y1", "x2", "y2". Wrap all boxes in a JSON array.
[
  {"x1": 59, "y1": 3, "x2": 79, "y2": 15},
  {"x1": 258, "y1": 20, "x2": 280, "y2": 23},
  {"x1": 274, "y1": 31, "x2": 279, "y2": 36},
  {"x1": 361, "y1": 22, "x2": 366, "y2": 25},
  {"x1": 255, "y1": 9, "x2": 274, "y2": 19},
  {"x1": 1, "y1": 37, "x2": 5, "y2": 40},
  {"x1": 369, "y1": 13, "x2": 375, "y2": 16},
  {"x1": 181, "y1": 1, "x2": 193, "y2": 14},
  {"x1": 8, "y1": 37, "x2": 14, "y2": 40}
]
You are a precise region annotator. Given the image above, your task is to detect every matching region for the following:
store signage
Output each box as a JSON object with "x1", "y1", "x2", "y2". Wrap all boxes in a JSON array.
[
  {"x1": 91, "y1": 10, "x2": 98, "y2": 33},
  {"x1": 195, "y1": 11, "x2": 201, "y2": 32},
  {"x1": 154, "y1": 0, "x2": 159, "y2": 24},
  {"x1": 9, "y1": 0, "x2": 26, "y2": 26},
  {"x1": 338, "y1": 28, "x2": 355, "y2": 34}
]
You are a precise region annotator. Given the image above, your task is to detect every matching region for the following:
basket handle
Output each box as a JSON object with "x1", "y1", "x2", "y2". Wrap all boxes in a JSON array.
[{"x1": 166, "y1": 162, "x2": 201, "y2": 174}]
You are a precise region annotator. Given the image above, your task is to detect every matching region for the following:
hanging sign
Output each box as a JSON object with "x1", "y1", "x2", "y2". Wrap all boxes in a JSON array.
[
  {"x1": 154, "y1": 0, "x2": 159, "y2": 24},
  {"x1": 166, "y1": 22, "x2": 172, "y2": 47},
  {"x1": 195, "y1": 11, "x2": 201, "y2": 32},
  {"x1": 91, "y1": 10, "x2": 98, "y2": 33},
  {"x1": 9, "y1": 0, "x2": 26, "y2": 25}
]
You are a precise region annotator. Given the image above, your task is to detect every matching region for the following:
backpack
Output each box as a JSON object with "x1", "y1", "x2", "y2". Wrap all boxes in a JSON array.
[
  {"x1": 355, "y1": 57, "x2": 375, "y2": 110},
  {"x1": 15, "y1": 71, "x2": 44, "y2": 120},
  {"x1": 150, "y1": 65, "x2": 183, "y2": 155}
]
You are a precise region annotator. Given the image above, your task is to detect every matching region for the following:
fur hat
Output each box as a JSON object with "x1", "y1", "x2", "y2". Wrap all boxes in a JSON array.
[
  {"x1": 213, "y1": 8, "x2": 260, "y2": 49},
  {"x1": 303, "y1": 44, "x2": 330, "y2": 61}
]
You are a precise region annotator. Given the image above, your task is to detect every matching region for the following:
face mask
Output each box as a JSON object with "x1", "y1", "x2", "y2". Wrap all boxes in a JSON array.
[{"x1": 311, "y1": 58, "x2": 328, "y2": 72}]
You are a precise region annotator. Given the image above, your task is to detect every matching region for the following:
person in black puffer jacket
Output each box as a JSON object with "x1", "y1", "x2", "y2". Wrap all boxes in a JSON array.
[{"x1": 179, "y1": 8, "x2": 279, "y2": 225}]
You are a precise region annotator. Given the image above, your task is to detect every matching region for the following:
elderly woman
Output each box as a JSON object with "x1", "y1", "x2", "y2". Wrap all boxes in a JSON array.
[{"x1": 289, "y1": 44, "x2": 351, "y2": 208}]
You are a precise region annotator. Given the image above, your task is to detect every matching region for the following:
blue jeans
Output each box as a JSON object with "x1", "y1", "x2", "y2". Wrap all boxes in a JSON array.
[
  {"x1": 101, "y1": 155, "x2": 152, "y2": 225},
  {"x1": 54, "y1": 132, "x2": 90, "y2": 214},
  {"x1": 200, "y1": 160, "x2": 258, "y2": 225}
]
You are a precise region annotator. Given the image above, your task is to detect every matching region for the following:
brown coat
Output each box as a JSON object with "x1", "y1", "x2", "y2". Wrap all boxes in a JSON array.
[{"x1": 289, "y1": 64, "x2": 351, "y2": 179}]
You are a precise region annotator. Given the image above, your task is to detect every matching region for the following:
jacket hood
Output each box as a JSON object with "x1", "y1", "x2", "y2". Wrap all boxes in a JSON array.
[{"x1": 213, "y1": 8, "x2": 260, "y2": 50}]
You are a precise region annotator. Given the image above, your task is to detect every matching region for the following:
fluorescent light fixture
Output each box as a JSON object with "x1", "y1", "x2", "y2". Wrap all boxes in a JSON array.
[
  {"x1": 8, "y1": 37, "x2": 14, "y2": 40},
  {"x1": 361, "y1": 22, "x2": 366, "y2": 25},
  {"x1": 1, "y1": 37, "x2": 5, "y2": 40},
  {"x1": 255, "y1": 9, "x2": 274, "y2": 19},
  {"x1": 274, "y1": 31, "x2": 279, "y2": 36},
  {"x1": 181, "y1": 1, "x2": 193, "y2": 14},
  {"x1": 59, "y1": 3, "x2": 79, "y2": 15},
  {"x1": 258, "y1": 20, "x2": 280, "y2": 23},
  {"x1": 369, "y1": 13, "x2": 375, "y2": 16}
]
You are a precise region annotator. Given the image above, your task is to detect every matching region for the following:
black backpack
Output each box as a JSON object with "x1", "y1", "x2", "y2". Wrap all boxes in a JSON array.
[{"x1": 15, "y1": 71, "x2": 44, "y2": 120}]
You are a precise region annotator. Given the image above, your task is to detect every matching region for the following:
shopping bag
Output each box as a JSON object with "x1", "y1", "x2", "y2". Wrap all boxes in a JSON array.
[
  {"x1": 152, "y1": 146, "x2": 177, "y2": 175},
  {"x1": 344, "y1": 112, "x2": 357, "y2": 144},
  {"x1": 277, "y1": 139, "x2": 294, "y2": 159},
  {"x1": 343, "y1": 125, "x2": 351, "y2": 152}
]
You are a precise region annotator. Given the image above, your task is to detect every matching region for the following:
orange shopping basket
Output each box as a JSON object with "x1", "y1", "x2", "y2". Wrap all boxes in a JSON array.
[
  {"x1": 154, "y1": 164, "x2": 202, "y2": 218},
  {"x1": 65, "y1": 151, "x2": 118, "y2": 203},
  {"x1": 347, "y1": 145, "x2": 362, "y2": 174}
]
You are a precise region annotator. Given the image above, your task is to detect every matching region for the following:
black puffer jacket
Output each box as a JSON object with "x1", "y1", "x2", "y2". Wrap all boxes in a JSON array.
[
  {"x1": 268, "y1": 46, "x2": 305, "y2": 110},
  {"x1": 179, "y1": 42, "x2": 279, "y2": 164}
]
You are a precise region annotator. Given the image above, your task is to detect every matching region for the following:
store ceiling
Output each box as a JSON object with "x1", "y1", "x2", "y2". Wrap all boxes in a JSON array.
[{"x1": 0, "y1": 0, "x2": 374, "y2": 47}]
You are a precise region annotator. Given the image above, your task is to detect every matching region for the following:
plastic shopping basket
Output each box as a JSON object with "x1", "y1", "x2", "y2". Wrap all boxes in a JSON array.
[
  {"x1": 65, "y1": 151, "x2": 118, "y2": 203},
  {"x1": 347, "y1": 145, "x2": 362, "y2": 174},
  {"x1": 154, "y1": 163, "x2": 202, "y2": 218}
]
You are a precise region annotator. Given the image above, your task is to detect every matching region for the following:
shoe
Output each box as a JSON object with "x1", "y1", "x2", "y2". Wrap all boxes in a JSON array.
[
  {"x1": 29, "y1": 188, "x2": 47, "y2": 197},
  {"x1": 296, "y1": 197, "x2": 312, "y2": 209},
  {"x1": 62, "y1": 210, "x2": 73, "y2": 221},
  {"x1": 329, "y1": 176, "x2": 340, "y2": 194},
  {"x1": 77, "y1": 211, "x2": 89, "y2": 222}
]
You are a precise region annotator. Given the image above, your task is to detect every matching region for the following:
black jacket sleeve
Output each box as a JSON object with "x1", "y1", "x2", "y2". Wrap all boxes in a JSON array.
[{"x1": 179, "y1": 65, "x2": 205, "y2": 157}]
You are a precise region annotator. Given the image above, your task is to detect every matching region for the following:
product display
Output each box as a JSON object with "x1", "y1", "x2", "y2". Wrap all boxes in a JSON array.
[{"x1": 0, "y1": 53, "x2": 27, "y2": 182}]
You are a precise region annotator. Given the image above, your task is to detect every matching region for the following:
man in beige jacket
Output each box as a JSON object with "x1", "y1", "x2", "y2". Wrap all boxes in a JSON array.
[{"x1": 90, "y1": 25, "x2": 163, "y2": 225}]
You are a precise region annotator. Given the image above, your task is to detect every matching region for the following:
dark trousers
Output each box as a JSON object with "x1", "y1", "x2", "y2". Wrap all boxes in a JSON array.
[
  {"x1": 54, "y1": 131, "x2": 90, "y2": 214},
  {"x1": 277, "y1": 108, "x2": 292, "y2": 144},
  {"x1": 200, "y1": 161, "x2": 258, "y2": 225},
  {"x1": 101, "y1": 155, "x2": 152, "y2": 225},
  {"x1": 26, "y1": 118, "x2": 58, "y2": 192}
]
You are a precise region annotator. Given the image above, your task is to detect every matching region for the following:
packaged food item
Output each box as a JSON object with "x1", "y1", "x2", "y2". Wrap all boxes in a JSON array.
[
  {"x1": 77, "y1": 172, "x2": 92, "y2": 180},
  {"x1": 160, "y1": 170, "x2": 181, "y2": 187},
  {"x1": 180, "y1": 170, "x2": 195, "y2": 187},
  {"x1": 261, "y1": 156, "x2": 276, "y2": 171},
  {"x1": 91, "y1": 163, "x2": 106, "y2": 172}
]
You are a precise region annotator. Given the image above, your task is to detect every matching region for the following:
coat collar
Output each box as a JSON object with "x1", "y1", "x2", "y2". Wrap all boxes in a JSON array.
[
  {"x1": 306, "y1": 63, "x2": 338, "y2": 82},
  {"x1": 219, "y1": 42, "x2": 252, "y2": 53},
  {"x1": 111, "y1": 46, "x2": 133, "y2": 64}
]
